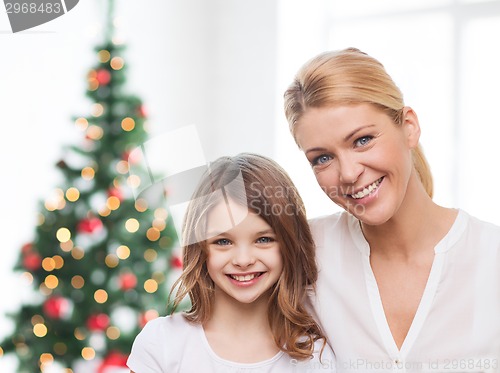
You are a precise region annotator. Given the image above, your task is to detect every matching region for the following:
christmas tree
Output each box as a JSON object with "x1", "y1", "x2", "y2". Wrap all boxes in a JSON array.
[{"x1": 0, "y1": 2, "x2": 181, "y2": 372}]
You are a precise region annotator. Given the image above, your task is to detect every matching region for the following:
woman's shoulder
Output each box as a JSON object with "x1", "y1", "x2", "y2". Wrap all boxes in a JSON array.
[
  {"x1": 308, "y1": 210, "x2": 350, "y2": 230},
  {"x1": 464, "y1": 210, "x2": 500, "y2": 230},
  {"x1": 460, "y1": 209, "x2": 500, "y2": 245},
  {"x1": 308, "y1": 211, "x2": 353, "y2": 245}
]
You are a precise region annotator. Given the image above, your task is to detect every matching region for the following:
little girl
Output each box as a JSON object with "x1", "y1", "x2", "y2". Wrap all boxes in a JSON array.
[{"x1": 127, "y1": 153, "x2": 335, "y2": 372}]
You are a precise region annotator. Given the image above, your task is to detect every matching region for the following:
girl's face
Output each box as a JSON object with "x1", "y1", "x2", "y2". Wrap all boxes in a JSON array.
[
  {"x1": 295, "y1": 103, "x2": 420, "y2": 225},
  {"x1": 205, "y1": 199, "x2": 283, "y2": 305}
]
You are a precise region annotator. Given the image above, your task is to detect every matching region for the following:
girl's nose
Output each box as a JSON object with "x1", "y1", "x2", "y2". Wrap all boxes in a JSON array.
[{"x1": 231, "y1": 245, "x2": 256, "y2": 267}]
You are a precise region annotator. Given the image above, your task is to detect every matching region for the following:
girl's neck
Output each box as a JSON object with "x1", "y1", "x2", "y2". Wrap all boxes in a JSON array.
[
  {"x1": 361, "y1": 172, "x2": 457, "y2": 260},
  {"x1": 202, "y1": 289, "x2": 279, "y2": 363},
  {"x1": 205, "y1": 288, "x2": 271, "y2": 333}
]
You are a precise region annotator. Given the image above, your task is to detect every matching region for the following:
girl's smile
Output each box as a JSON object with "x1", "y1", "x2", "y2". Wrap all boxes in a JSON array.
[
  {"x1": 206, "y1": 199, "x2": 283, "y2": 304},
  {"x1": 226, "y1": 271, "x2": 265, "y2": 287}
]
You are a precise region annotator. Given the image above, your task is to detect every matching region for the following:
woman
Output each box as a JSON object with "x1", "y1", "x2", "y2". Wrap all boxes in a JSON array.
[{"x1": 284, "y1": 48, "x2": 500, "y2": 372}]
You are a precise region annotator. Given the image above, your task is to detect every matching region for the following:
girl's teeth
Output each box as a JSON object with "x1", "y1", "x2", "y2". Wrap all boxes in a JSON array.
[
  {"x1": 351, "y1": 178, "x2": 382, "y2": 199},
  {"x1": 230, "y1": 273, "x2": 258, "y2": 282}
]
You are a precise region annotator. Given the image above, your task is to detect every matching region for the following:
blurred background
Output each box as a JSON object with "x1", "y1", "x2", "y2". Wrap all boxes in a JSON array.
[{"x1": 1, "y1": 0, "x2": 500, "y2": 371}]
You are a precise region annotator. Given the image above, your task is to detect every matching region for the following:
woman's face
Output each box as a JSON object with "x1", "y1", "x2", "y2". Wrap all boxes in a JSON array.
[{"x1": 295, "y1": 103, "x2": 420, "y2": 225}]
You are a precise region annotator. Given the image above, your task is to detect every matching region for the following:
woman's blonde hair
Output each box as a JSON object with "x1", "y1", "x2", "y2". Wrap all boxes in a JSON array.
[
  {"x1": 170, "y1": 153, "x2": 326, "y2": 360},
  {"x1": 284, "y1": 47, "x2": 433, "y2": 197}
]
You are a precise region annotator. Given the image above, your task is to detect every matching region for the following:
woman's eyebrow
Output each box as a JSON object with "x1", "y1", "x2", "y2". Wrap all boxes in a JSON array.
[{"x1": 343, "y1": 124, "x2": 376, "y2": 142}]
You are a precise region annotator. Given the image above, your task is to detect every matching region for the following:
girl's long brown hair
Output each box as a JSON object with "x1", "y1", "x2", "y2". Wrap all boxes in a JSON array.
[{"x1": 169, "y1": 153, "x2": 326, "y2": 360}]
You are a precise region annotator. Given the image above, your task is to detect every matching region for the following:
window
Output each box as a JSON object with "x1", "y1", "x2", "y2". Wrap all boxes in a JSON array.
[{"x1": 276, "y1": 0, "x2": 500, "y2": 224}]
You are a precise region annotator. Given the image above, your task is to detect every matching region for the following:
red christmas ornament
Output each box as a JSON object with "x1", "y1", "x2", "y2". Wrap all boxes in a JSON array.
[
  {"x1": 97, "y1": 351, "x2": 128, "y2": 373},
  {"x1": 43, "y1": 296, "x2": 71, "y2": 319},
  {"x1": 23, "y1": 252, "x2": 42, "y2": 271},
  {"x1": 119, "y1": 272, "x2": 137, "y2": 291},
  {"x1": 122, "y1": 148, "x2": 142, "y2": 165},
  {"x1": 139, "y1": 310, "x2": 159, "y2": 328},
  {"x1": 107, "y1": 187, "x2": 123, "y2": 201},
  {"x1": 136, "y1": 105, "x2": 147, "y2": 118},
  {"x1": 121, "y1": 150, "x2": 130, "y2": 161},
  {"x1": 87, "y1": 313, "x2": 110, "y2": 331},
  {"x1": 171, "y1": 256, "x2": 183, "y2": 269},
  {"x1": 139, "y1": 313, "x2": 148, "y2": 328},
  {"x1": 21, "y1": 242, "x2": 33, "y2": 254},
  {"x1": 77, "y1": 217, "x2": 103, "y2": 234},
  {"x1": 95, "y1": 69, "x2": 111, "y2": 86}
]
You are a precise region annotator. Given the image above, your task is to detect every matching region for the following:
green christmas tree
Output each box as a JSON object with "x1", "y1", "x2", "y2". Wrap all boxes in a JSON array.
[{"x1": 0, "y1": 3, "x2": 180, "y2": 372}]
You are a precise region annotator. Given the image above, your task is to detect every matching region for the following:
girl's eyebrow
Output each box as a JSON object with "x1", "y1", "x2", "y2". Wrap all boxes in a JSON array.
[
  {"x1": 206, "y1": 231, "x2": 227, "y2": 238},
  {"x1": 256, "y1": 229, "x2": 275, "y2": 235},
  {"x1": 206, "y1": 229, "x2": 275, "y2": 238}
]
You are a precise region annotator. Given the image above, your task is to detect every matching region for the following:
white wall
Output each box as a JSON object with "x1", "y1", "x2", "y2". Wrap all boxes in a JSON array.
[{"x1": 0, "y1": 0, "x2": 279, "y2": 370}]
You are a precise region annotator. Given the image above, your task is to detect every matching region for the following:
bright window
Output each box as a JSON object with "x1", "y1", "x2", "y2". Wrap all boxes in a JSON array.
[{"x1": 276, "y1": 0, "x2": 500, "y2": 225}]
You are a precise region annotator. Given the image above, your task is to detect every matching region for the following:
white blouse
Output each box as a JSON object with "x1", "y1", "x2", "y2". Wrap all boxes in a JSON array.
[
  {"x1": 309, "y1": 209, "x2": 500, "y2": 372},
  {"x1": 127, "y1": 313, "x2": 336, "y2": 373}
]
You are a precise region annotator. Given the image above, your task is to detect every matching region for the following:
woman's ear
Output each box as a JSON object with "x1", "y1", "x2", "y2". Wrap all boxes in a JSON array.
[{"x1": 402, "y1": 106, "x2": 421, "y2": 148}]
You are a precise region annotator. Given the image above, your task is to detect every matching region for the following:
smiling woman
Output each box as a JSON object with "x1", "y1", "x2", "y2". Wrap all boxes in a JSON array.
[
  {"x1": 295, "y1": 103, "x2": 424, "y2": 226},
  {"x1": 275, "y1": 1, "x2": 500, "y2": 225},
  {"x1": 283, "y1": 47, "x2": 500, "y2": 372}
]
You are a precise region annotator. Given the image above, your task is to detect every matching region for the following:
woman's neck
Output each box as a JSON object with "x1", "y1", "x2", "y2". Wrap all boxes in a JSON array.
[{"x1": 361, "y1": 173, "x2": 457, "y2": 260}]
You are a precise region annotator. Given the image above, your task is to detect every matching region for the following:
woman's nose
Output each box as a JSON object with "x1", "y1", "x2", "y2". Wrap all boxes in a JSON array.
[{"x1": 338, "y1": 155, "x2": 364, "y2": 184}]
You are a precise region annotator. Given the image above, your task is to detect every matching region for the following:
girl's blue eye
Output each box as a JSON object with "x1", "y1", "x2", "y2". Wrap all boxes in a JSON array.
[
  {"x1": 312, "y1": 154, "x2": 332, "y2": 166},
  {"x1": 214, "y1": 238, "x2": 231, "y2": 246},
  {"x1": 355, "y1": 136, "x2": 373, "y2": 147},
  {"x1": 256, "y1": 237, "x2": 274, "y2": 244}
]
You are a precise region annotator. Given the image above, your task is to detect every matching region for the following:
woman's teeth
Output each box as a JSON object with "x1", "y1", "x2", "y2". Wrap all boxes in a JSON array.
[{"x1": 351, "y1": 178, "x2": 382, "y2": 199}]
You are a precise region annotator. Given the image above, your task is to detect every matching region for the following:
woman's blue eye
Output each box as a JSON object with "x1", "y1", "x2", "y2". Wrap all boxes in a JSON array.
[
  {"x1": 355, "y1": 136, "x2": 373, "y2": 147},
  {"x1": 312, "y1": 155, "x2": 332, "y2": 166}
]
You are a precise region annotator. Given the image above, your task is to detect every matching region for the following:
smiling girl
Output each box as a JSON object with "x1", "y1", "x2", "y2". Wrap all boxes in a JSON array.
[
  {"x1": 284, "y1": 48, "x2": 500, "y2": 372},
  {"x1": 127, "y1": 153, "x2": 335, "y2": 372}
]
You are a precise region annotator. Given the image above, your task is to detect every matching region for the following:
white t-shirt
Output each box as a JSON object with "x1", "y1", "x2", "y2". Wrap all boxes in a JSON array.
[
  {"x1": 127, "y1": 312, "x2": 336, "y2": 373},
  {"x1": 309, "y1": 209, "x2": 500, "y2": 372}
]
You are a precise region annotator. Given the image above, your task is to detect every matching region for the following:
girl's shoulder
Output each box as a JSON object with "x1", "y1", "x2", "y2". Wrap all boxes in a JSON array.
[
  {"x1": 127, "y1": 313, "x2": 201, "y2": 372},
  {"x1": 139, "y1": 313, "x2": 199, "y2": 342},
  {"x1": 292, "y1": 340, "x2": 336, "y2": 372}
]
